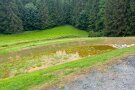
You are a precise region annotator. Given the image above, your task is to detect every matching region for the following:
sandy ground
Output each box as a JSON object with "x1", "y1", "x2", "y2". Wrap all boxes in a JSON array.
[{"x1": 50, "y1": 56, "x2": 135, "y2": 90}]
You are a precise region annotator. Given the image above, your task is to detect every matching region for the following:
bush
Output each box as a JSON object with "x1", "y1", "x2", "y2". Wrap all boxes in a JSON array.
[{"x1": 88, "y1": 31, "x2": 104, "y2": 37}]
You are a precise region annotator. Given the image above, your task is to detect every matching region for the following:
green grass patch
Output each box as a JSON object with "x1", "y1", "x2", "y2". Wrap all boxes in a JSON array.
[
  {"x1": 0, "y1": 25, "x2": 88, "y2": 47},
  {"x1": 0, "y1": 38, "x2": 99, "y2": 55},
  {"x1": 0, "y1": 46, "x2": 135, "y2": 90}
]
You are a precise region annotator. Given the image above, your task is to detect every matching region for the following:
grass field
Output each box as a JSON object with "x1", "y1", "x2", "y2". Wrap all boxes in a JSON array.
[
  {"x1": 0, "y1": 25, "x2": 88, "y2": 47},
  {"x1": 0, "y1": 26, "x2": 135, "y2": 90},
  {"x1": 0, "y1": 25, "x2": 88, "y2": 55}
]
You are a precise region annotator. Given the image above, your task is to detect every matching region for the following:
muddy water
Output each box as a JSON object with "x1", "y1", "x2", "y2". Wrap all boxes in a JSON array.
[
  {"x1": 27, "y1": 45, "x2": 115, "y2": 72},
  {"x1": 51, "y1": 45, "x2": 116, "y2": 57},
  {"x1": 26, "y1": 45, "x2": 115, "y2": 72}
]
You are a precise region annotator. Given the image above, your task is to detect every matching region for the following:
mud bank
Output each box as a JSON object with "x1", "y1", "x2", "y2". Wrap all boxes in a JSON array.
[{"x1": 51, "y1": 56, "x2": 135, "y2": 90}]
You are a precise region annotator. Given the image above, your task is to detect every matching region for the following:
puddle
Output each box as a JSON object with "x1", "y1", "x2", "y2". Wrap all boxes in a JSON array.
[
  {"x1": 51, "y1": 45, "x2": 116, "y2": 57},
  {"x1": 27, "y1": 45, "x2": 115, "y2": 72}
]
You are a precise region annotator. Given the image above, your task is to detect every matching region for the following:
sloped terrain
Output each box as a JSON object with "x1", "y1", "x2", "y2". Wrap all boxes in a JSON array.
[{"x1": 52, "y1": 56, "x2": 135, "y2": 90}]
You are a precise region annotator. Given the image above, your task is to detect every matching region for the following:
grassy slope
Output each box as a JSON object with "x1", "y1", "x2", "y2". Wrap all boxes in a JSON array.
[
  {"x1": 0, "y1": 25, "x2": 88, "y2": 46},
  {"x1": 0, "y1": 25, "x2": 88, "y2": 54},
  {"x1": 0, "y1": 46, "x2": 135, "y2": 90},
  {"x1": 0, "y1": 25, "x2": 135, "y2": 90},
  {"x1": 0, "y1": 38, "x2": 99, "y2": 55}
]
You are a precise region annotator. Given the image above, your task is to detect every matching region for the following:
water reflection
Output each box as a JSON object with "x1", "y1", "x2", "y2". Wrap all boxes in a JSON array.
[{"x1": 54, "y1": 45, "x2": 116, "y2": 57}]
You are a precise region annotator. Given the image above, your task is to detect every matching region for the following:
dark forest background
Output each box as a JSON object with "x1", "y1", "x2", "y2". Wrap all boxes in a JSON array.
[{"x1": 0, "y1": 0, "x2": 135, "y2": 36}]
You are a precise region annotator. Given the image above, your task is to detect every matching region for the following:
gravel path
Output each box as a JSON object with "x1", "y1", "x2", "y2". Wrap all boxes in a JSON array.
[{"x1": 51, "y1": 56, "x2": 135, "y2": 90}]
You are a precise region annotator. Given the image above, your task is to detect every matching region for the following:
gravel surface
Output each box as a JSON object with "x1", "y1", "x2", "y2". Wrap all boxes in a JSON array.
[{"x1": 50, "y1": 56, "x2": 135, "y2": 90}]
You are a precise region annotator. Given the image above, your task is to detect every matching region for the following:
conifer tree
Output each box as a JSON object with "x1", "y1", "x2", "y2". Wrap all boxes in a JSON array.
[{"x1": 0, "y1": 0, "x2": 23, "y2": 34}]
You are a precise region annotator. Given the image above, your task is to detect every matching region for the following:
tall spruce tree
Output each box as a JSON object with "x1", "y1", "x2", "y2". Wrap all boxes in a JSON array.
[
  {"x1": 105, "y1": 0, "x2": 129, "y2": 36},
  {"x1": 37, "y1": 0, "x2": 50, "y2": 29},
  {"x1": 129, "y1": 0, "x2": 135, "y2": 35},
  {"x1": 96, "y1": 0, "x2": 106, "y2": 31},
  {"x1": 0, "y1": 0, "x2": 23, "y2": 34}
]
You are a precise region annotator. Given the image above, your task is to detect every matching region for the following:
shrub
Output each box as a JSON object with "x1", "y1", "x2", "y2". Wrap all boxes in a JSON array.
[{"x1": 88, "y1": 31, "x2": 104, "y2": 37}]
